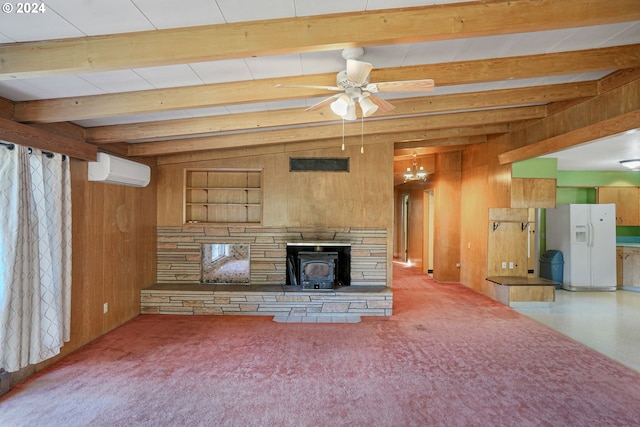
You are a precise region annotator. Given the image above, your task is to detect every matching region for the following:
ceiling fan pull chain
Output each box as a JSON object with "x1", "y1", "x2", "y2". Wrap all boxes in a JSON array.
[
  {"x1": 341, "y1": 119, "x2": 345, "y2": 151},
  {"x1": 360, "y1": 116, "x2": 364, "y2": 154}
]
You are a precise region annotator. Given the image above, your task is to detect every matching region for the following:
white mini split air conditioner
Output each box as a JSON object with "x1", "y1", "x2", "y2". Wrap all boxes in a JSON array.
[{"x1": 87, "y1": 153, "x2": 151, "y2": 187}]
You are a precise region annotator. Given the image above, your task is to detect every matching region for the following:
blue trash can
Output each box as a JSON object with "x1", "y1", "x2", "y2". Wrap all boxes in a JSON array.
[{"x1": 540, "y1": 250, "x2": 563, "y2": 289}]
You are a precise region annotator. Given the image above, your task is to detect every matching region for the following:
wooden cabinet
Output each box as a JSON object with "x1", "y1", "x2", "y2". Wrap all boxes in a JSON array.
[
  {"x1": 598, "y1": 187, "x2": 639, "y2": 226},
  {"x1": 616, "y1": 246, "x2": 623, "y2": 287},
  {"x1": 511, "y1": 178, "x2": 556, "y2": 208},
  {"x1": 622, "y1": 246, "x2": 640, "y2": 288},
  {"x1": 184, "y1": 169, "x2": 262, "y2": 224}
]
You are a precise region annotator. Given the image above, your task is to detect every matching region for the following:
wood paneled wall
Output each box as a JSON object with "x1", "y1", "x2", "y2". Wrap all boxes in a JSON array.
[
  {"x1": 487, "y1": 208, "x2": 529, "y2": 277},
  {"x1": 459, "y1": 75, "x2": 639, "y2": 297},
  {"x1": 158, "y1": 143, "x2": 392, "y2": 229},
  {"x1": 460, "y1": 144, "x2": 489, "y2": 292},
  {"x1": 393, "y1": 188, "x2": 405, "y2": 260},
  {"x1": 432, "y1": 152, "x2": 462, "y2": 282},
  {"x1": 511, "y1": 178, "x2": 556, "y2": 208},
  {"x1": 22, "y1": 159, "x2": 157, "y2": 379}
]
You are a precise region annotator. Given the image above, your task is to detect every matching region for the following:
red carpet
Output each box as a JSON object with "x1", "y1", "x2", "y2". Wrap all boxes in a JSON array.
[{"x1": 2, "y1": 263, "x2": 640, "y2": 426}]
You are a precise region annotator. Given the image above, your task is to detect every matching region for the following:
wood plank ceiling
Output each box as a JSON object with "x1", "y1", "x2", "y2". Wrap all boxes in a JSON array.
[{"x1": 0, "y1": 0, "x2": 639, "y2": 171}]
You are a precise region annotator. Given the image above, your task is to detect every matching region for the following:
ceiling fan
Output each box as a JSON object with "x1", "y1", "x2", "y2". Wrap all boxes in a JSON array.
[{"x1": 276, "y1": 48, "x2": 435, "y2": 120}]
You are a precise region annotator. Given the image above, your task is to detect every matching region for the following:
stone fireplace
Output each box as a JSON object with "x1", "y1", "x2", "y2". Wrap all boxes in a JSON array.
[
  {"x1": 144, "y1": 226, "x2": 392, "y2": 320},
  {"x1": 156, "y1": 226, "x2": 387, "y2": 287}
]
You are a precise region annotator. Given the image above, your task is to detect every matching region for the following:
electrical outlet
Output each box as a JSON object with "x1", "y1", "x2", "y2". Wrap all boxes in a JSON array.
[
  {"x1": 103, "y1": 302, "x2": 108, "y2": 314},
  {"x1": 509, "y1": 262, "x2": 514, "y2": 269},
  {"x1": 501, "y1": 261, "x2": 507, "y2": 269}
]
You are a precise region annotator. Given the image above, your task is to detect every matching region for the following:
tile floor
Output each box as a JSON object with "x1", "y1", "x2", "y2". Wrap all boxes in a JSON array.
[{"x1": 516, "y1": 288, "x2": 640, "y2": 373}]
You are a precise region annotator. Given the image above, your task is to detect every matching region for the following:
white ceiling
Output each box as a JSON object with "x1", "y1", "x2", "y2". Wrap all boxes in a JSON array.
[
  {"x1": 540, "y1": 129, "x2": 640, "y2": 171},
  {"x1": 0, "y1": 0, "x2": 639, "y2": 169}
]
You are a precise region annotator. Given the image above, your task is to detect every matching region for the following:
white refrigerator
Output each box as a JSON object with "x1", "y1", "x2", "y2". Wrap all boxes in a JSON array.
[{"x1": 546, "y1": 204, "x2": 616, "y2": 291}]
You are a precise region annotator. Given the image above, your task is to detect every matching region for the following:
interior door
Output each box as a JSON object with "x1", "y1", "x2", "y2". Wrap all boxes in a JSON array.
[{"x1": 402, "y1": 194, "x2": 409, "y2": 262}]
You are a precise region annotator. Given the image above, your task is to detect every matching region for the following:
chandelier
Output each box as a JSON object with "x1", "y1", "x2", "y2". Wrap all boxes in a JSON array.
[{"x1": 404, "y1": 154, "x2": 427, "y2": 182}]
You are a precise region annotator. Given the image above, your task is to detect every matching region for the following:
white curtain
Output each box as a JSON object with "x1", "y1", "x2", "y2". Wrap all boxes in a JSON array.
[{"x1": 0, "y1": 143, "x2": 72, "y2": 372}]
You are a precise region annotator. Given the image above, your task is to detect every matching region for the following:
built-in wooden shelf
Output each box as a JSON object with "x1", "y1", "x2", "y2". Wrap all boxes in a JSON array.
[{"x1": 184, "y1": 168, "x2": 262, "y2": 224}]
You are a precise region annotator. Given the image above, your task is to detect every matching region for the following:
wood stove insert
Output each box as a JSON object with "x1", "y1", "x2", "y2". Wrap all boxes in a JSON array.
[{"x1": 286, "y1": 243, "x2": 351, "y2": 289}]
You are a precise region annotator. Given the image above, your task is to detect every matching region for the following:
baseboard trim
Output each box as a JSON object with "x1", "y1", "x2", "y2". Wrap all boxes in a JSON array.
[{"x1": 0, "y1": 370, "x2": 11, "y2": 397}]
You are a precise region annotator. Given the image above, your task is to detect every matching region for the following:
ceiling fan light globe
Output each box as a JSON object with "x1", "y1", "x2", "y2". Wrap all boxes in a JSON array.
[
  {"x1": 330, "y1": 95, "x2": 350, "y2": 116},
  {"x1": 359, "y1": 96, "x2": 379, "y2": 117},
  {"x1": 344, "y1": 104, "x2": 357, "y2": 121}
]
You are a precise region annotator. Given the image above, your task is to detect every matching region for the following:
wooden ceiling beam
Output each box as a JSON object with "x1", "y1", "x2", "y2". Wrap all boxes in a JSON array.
[
  {"x1": 0, "y1": 96, "x2": 13, "y2": 120},
  {"x1": 85, "y1": 81, "x2": 597, "y2": 143},
  {"x1": 1, "y1": 0, "x2": 637, "y2": 80},
  {"x1": 0, "y1": 117, "x2": 96, "y2": 161},
  {"x1": 155, "y1": 125, "x2": 508, "y2": 165},
  {"x1": 366, "y1": 124, "x2": 510, "y2": 146},
  {"x1": 372, "y1": 45, "x2": 640, "y2": 86},
  {"x1": 598, "y1": 67, "x2": 640, "y2": 93},
  {"x1": 410, "y1": 146, "x2": 470, "y2": 155},
  {"x1": 498, "y1": 110, "x2": 640, "y2": 164},
  {"x1": 395, "y1": 136, "x2": 487, "y2": 155},
  {"x1": 14, "y1": 45, "x2": 630, "y2": 124},
  {"x1": 128, "y1": 106, "x2": 544, "y2": 157}
]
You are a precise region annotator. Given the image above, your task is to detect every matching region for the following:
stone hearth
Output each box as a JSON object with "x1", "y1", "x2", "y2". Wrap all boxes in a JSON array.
[{"x1": 141, "y1": 283, "x2": 392, "y2": 321}]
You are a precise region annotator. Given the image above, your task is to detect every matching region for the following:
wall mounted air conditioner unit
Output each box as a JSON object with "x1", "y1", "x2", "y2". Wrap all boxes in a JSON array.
[{"x1": 88, "y1": 153, "x2": 150, "y2": 187}]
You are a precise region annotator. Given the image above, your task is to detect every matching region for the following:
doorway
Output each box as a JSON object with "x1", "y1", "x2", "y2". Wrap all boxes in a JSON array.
[
  {"x1": 423, "y1": 190, "x2": 434, "y2": 274},
  {"x1": 402, "y1": 194, "x2": 409, "y2": 262}
]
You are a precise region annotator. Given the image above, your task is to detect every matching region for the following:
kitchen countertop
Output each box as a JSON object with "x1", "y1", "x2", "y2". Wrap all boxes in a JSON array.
[
  {"x1": 486, "y1": 276, "x2": 560, "y2": 287},
  {"x1": 616, "y1": 237, "x2": 640, "y2": 248}
]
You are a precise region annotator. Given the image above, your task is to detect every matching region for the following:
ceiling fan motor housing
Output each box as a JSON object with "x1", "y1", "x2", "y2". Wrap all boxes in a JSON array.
[{"x1": 336, "y1": 69, "x2": 370, "y2": 89}]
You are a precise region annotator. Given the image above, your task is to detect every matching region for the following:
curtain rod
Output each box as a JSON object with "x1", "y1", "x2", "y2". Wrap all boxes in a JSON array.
[{"x1": 1, "y1": 142, "x2": 66, "y2": 159}]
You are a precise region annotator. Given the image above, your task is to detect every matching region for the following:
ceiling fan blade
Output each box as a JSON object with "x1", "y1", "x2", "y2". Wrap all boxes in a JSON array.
[
  {"x1": 367, "y1": 94, "x2": 396, "y2": 114},
  {"x1": 305, "y1": 94, "x2": 342, "y2": 112},
  {"x1": 346, "y1": 59, "x2": 373, "y2": 86},
  {"x1": 366, "y1": 79, "x2": 435, "y2": 93},
  {"x1": 275, "y1": 83, "x2": 342, "y2": 91}
]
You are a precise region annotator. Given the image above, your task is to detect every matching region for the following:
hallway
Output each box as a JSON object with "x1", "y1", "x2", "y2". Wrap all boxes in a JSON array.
[{"x1": 516, "y1": 288, "x2": 640, "y2": 373}]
